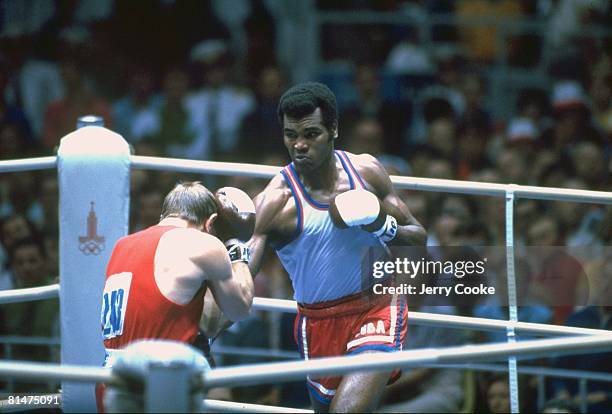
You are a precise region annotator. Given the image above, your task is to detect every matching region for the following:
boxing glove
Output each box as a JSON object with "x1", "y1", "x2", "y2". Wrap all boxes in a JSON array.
[
  {"x1": 329, "y1": 189, "x2": 398, "y2": 243},
  {"x1": 212, "y1": 187, "x2": 256, "y2": 243}
]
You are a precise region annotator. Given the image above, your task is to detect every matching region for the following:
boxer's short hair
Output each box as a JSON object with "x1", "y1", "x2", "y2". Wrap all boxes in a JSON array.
[
  {"x1": 160, "y1": 182, "x2": 217, "y2": 226},
  {"x1": 278, "y1": 82, "x2": 338, "y2": 131}
]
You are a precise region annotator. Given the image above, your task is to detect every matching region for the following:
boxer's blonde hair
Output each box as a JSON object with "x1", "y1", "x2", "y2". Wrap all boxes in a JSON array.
[{"x1": 160, "y1": 181, "x2": 217, "y2": 226}]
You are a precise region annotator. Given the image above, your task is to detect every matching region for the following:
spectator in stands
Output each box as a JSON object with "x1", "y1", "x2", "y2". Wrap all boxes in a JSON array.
[
  {"x1": 130, "y1": 187, "x2": 164, "y2": 232},
  {"x1": 455, "y1": 0, "x2": 522, "y2": 64},
  {"x1": 426, "y1": 117, "x2": 457, "y2": 165},
  {"x1": 459, "y1": 73, "x2": 491, "y2": 130},
  {"x1": 496, "y1": 147, "x2": 529, "y2": 185},
  {"x1": 456, "y1": 121, "x2": 493, "y2": 180},
  {"x1": 345, "y1": 116, "x2": 411, "y2": 175},
  {"x1": 549, "y1": 300, "x2": 612, "y2": 413},
  {"x1": 553, "y1": 178, "x2": 606, "y2": 250},
  {"x1": 427, "y1": 195, "x2": 473, "y2": 246},
  {"x1": 543, "y1": 397, "x2": 579, "y2": 413},
  {"x1": 39, "y1": 173, "x2": 58, "y2": 236},
  {"x1": 111, "y1": 65, "x2": 160, "y2": 142},
  {"x1": 379, "y1": 299, "x2": 465, "y2": 412},
  {"x1": 483, "y1": 374, "x2": 511, "y2": 413},
  {"x1": 0, "y1": 122, "x2": 29, "y2": 160},
  {"x1": 2, "y1": 237, "x2": 59, "y2": 360},
  {"x1": 527, "y1": 216, "x2": 589, "y2": 324},
  {"x1": 589, "y1": 64, "x2": 612, "y2": 138},
  {"x1": 239, "y1": 65, "x2": 287, "y2": 161},
  {"x1": 571, "y1": 141, "x2": 608, "y2": 190},
  {"x1": 467, "y1": 168, "x2": 506, "y2": 244},
  {"x1": 42, "y1": 55, "x2": 113, "y2": 150},
  {"x1": 473, "y1": 260, "x2": 553, "y2": 343},
  {"x1": 146, "y1": 66, "x2": 195, "y2": 157},
  {"x1": 185, "y1": 39, "x2": 254, "y2": 161},
  {"x1": 2, "y1": 172, "x2": 44, "y2": 227},
  {"x1": 545, "y1": 0, "x2": 610, "y2": 55},
  {"x1": 0, "y1": 30, "x2": 63, "y2": 142},
  {"x1": 341, "y1": 64, "x2": 411, "y2": 154},
  {"x1": 0, "y1": 214, "x2": 37, "y2": 290},
  {"x1": 542, "y1": 81, "x2": 604, "y2": 157},
  {"x1": 410, "y1": 93, "x2": 456, "y2": 149},
  {"x1": 0, "y1": 58, "x2": 33, "y2": 145},
  {"x1": 505, "y1": 117, "x2": 539, "y2": 150},
  {"x1": 385, "y1": 26, "x2": 434, "y2": 75},
  {"x1": 515, "y1": 88, "x2": 552, "y2": 137},
  {"x1": 597, "y1": 206, "x2": 612, "y2": 246},
  {"x1": 423, "y1": 49, "x2": 467, "y2": 118},
  {"x1": 42, "y1": 232, "x2": 59, "y2": 280}
]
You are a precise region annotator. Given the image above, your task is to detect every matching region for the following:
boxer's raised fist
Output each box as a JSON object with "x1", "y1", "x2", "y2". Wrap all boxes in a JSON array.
[
  {"x1": 329, "y1": 189, "x2": 397, "y2": 243},
  {"x1": 212, "y1": 187, "x2": 256, "y2": 242}
]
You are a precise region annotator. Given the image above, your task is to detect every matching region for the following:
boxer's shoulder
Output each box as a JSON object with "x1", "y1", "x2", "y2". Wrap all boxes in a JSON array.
[
  {"x1": 159, "y1": 227, "x2": 224, "y2": 257},
  {"x1": 342, "y1": 151, "x2": 388, "y2": 194},
  {"x1": 253, "y1": 174, "x2": 296, "y2": 235},
  {"x1": 256, "y1": 174, "x2": 293, "y2": 210}
]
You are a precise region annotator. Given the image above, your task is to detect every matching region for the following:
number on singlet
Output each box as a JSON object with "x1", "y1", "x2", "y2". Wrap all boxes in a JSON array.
[{"x1": 101, "y1": 272, "x2": 132, "y2": 339}]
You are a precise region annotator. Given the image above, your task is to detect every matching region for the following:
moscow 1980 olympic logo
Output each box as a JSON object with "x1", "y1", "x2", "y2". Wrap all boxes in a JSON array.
[{"x1": 79, "y1": 201, "x2": 105, "y2": 255}]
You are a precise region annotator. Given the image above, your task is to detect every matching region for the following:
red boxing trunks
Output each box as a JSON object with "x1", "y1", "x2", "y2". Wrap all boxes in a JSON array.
[{"x1": 294, "y1": 291, "x2": 408, "y2": 405}]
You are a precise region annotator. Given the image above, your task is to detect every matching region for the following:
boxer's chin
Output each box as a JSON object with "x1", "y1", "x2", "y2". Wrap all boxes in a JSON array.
[{"x1": 293, "y1": 158, "x2": 315, "y2": 174}]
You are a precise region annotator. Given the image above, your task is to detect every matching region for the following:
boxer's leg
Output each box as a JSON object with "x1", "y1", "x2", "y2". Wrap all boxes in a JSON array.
[{"x1": 330, "y1": 356, "x2": 392, "y2": 412}]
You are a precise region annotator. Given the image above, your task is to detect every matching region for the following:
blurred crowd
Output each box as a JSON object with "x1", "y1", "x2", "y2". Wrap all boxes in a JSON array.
[{"x1": 0, "y1": 0, "x2": 610, "y2": 412}]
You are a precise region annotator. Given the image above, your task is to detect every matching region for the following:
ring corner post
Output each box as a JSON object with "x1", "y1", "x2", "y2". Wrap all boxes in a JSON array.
[{"x1": 57, "y1": 125, "x2": 131, "y2": 412}]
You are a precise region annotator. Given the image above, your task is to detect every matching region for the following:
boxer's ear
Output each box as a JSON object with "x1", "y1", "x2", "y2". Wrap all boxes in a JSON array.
[{"x1": 204, "y1": 213, "x2": 218, "y2": 234}]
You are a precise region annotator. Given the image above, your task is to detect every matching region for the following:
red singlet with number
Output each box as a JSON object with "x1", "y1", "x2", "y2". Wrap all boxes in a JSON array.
[{"x1": 101, "y1": 225, "x2": 206, "y2": 350}]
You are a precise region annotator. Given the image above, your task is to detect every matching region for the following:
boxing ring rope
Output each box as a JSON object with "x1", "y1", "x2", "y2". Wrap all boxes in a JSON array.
[
  {"x1": 1, "y1": 286, "x2": 609, "y2": 338},
  {"x1": 202, "y1": 399, "x2": 313, "y2": 413},
  {"x1": 0, "y1": 284, "x2": 59, "y2": 304},
  {"x1": 208, "y1": 345, "x2": 612, "y2": 383},
  {"x1": 129, "y1": 155, "x2": 612, "y2": 204},
  {"x1": 1, "y1": 155, "x2": 610, "y2": 203},
  {"x1": 1, "y1": 335, "x2": 611, "y2": 386},
  {"x1": 251, "y1": 297, "x2": 612, "y2": 338},
  {"x1": 0, "y1": 157, "x2": 56, "y2": 173}
]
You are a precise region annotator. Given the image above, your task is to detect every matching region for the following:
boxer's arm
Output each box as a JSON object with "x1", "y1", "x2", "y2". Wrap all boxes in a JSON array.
[
  {"x1": 357, "y1": 154, "x2": 427, "y2": 246},
  {"x1": 200, "y1": 289, "x2": 225, "y2": 338},
  {"x1": 201, "y1": 180, "x2": 290, "y2": 337},
  {"x1": 196, "y1": 235, "x2": 254, "y2": 322},
  {"x1": 248, "y1": 176, "x2": 291, "y2": 275}
]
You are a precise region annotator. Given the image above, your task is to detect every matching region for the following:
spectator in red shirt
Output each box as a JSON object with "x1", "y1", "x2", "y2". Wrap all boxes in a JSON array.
[{"x1": 42, "y1": 56, "x2": 112, "y2": 151}]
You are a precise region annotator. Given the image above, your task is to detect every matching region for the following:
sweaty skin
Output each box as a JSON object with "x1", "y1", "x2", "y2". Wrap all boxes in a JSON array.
[
  {"x1": 154, "y1": 217, "x2": 254, "y2": 323},
  {"x1": 247, "y1": 108, "x2": 425, "y2": 412}
]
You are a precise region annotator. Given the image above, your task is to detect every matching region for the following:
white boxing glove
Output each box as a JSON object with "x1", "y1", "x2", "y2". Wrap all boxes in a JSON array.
[{"x1": 330, "y1": 189, "x2": 398, "y2": 243}]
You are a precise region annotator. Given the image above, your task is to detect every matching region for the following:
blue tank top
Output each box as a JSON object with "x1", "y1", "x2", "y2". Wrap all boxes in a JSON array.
[{"x1": 275, "y1": 150, "x2": 385, "y2": 304}]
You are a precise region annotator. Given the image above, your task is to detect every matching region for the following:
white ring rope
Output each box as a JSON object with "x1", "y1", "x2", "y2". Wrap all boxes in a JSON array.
[
  {"x1": 251, "y1": 297, "x2": 612, "y2": 338},
  {"x1": 203, "y1": 335, "x2": 612, "y2": 388},
  {"x1": 0, "y1": 284, "x2": 59, "y2": 304},
  {"x1": 1, "y1": 289, "x2": 610, "y2": 338},
  {"x1": 131, "y1": 155, "x2": 281, "y2": 178},
  {"x1": 202, "y1": 399, "x2": 313, "y2": 413},
  {"x1": 130, "y1": 155, "x2": 612, "y2": 204},
  {"x1": 208, "y1": 344, "x2": 612, "y2": 383},
  {"x1": 1, "y1": 335, "x2": 611, "y2": 388},
  {"x1": 0, "y1": 360, "x2": 111, "y2": 383},
  {"x1": 0, "y1": 156, "x2": 56, "y2": 173},
  {"x1": 3, "y1": 156, "x2": 606, "y2": 204}
]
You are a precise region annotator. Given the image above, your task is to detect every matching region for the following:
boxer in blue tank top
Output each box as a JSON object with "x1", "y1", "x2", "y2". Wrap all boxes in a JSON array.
[{"x1": 248, "y1": 82, "x2": 426, "y2": 412}]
